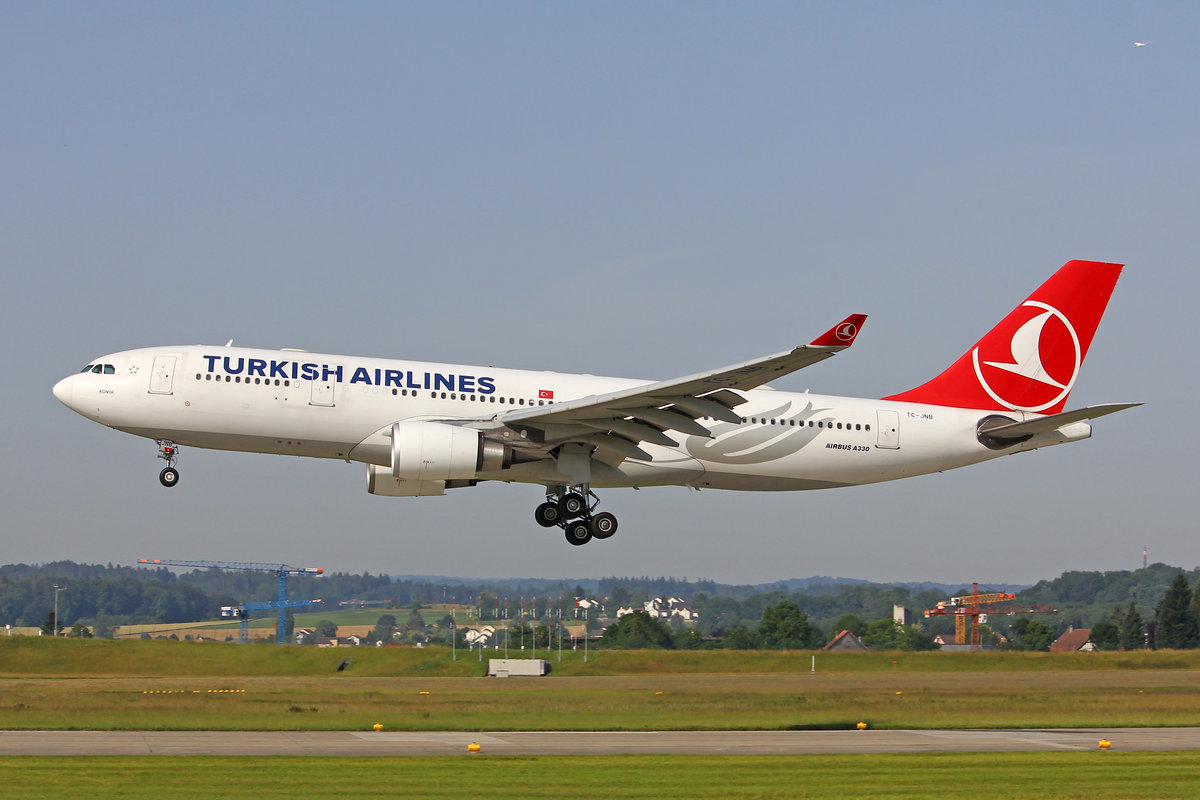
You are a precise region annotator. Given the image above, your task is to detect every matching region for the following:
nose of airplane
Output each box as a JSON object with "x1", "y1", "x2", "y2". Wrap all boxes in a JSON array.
[{"x1": 52, "y1": 375, "x2": 74, "y2": 407}]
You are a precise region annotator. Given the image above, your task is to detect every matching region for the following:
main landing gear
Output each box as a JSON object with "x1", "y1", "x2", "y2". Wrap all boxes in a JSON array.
[
  {"x1": 534, "y1": 485, "x2": 618, "y2": 546},
  {"x1": 156, "y1": 440, "x2": 180, "y2": 487}
]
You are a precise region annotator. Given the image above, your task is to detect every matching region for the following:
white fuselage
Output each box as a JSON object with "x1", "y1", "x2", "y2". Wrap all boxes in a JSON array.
[{"x1": 52, "y1": 345, "x2": 1091, "y2": 494}]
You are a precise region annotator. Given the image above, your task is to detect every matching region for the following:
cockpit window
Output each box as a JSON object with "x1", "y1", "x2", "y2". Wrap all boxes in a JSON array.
[
  {"x1": 91, "y1": 365, "x2": 104, "y2": 374},
  {"x1": 84, "y1": 364, "x2": 115, "y2": 374},
  {"x1": 103, "y1": 365, "x2": 115, "y2": 374},
  {"x1": 80, "y1": 365, "x2": 95, "y2": 373}
]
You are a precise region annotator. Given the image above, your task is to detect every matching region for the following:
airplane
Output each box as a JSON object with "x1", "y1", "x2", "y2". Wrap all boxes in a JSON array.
[
  {"x1": 52, "y1": 259, "x2": 1137, "y2": 546},
  {"x1": 1134, "y1": 41, "x2": 1148, "y2": 47}
]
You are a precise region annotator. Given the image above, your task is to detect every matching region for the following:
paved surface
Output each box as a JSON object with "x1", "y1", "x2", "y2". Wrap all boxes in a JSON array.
[{"x1": 2, "y1": 728, "x2": 1199, "y2": 756}]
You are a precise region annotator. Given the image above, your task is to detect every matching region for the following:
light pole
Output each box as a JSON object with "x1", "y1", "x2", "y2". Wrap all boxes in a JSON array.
[{"x1": 53, "y1": 585, "x2": 65, "y2": 637}]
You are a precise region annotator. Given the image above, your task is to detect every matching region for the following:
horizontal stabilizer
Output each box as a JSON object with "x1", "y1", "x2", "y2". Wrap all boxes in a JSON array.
[{"x1": 980, "y1": 403, "x2": 1142, "y2": 440}]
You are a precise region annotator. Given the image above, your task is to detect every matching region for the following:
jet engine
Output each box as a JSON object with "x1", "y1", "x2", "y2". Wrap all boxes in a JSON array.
[{"x1": 390, "y1": 420, "x2": 509, "y2": 481}]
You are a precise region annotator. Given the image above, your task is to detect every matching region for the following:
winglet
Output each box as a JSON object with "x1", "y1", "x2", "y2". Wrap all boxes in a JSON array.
[{"x1": 809, "y1": 314, "x2": 868, "y2": 348}]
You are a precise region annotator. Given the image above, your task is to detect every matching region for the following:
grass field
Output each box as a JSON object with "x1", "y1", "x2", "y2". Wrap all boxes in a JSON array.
[
  {"x1": 3, "y1": 752, "x2": 1199, "y2": 799},
  {"x1": 2, "y1": 638, "x2": 1200, "y2": 731}
]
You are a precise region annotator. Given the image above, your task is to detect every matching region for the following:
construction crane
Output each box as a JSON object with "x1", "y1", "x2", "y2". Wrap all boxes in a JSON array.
[
  {"x1": 924, "y1": 582, "x2": 1057, "y2": 648},
  {"x1": 138, "y1": 558, "x2": 323, "y2": 644}
]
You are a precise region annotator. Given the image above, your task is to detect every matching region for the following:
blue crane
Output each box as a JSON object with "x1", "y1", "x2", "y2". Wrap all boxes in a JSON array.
[{"x1": 138, "y1": 558, "x2": 324, "y2": 644}]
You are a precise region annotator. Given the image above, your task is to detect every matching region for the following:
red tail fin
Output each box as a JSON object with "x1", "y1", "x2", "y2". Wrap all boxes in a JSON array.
[{"x1": 883, "y1": 260, "x2": 1123, "y2": 413}]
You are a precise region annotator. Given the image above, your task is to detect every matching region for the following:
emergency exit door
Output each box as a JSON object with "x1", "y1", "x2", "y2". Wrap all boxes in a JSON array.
[{"x1": 149, "y1": 355, "x2": 176, "y2": 395}]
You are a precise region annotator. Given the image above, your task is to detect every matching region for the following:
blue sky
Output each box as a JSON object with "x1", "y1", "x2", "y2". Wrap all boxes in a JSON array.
[{"x1": 3, "y1": 3, "x2": 1195, "y2": 585}]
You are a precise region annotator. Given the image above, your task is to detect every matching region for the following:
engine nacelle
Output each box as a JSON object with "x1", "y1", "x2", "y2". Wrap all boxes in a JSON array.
[
  {"x1": 390, "y1": 421, "x2": 508, "y2": 481},
  {"x1": 366, "y1": 464, "x2": 446, "y2": 497}
]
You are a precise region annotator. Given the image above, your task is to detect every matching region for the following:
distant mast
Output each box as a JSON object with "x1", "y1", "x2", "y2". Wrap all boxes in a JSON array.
[{"x1": 1143, "y1": 546, "x2": 1148, "y2": 569}]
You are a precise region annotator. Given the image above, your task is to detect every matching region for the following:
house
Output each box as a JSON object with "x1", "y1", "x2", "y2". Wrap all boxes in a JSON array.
[
  {"x1": 823, "y1": 630, "x2": 868, "y2": 651},
  {"x1": 1049, "y1": 628, "x2": 1094, "y2": 652},
  {"x1": 616, "y1": 597, "x2": 698, "y2": 623},
  {"x1": 463, "y1": 625, "x2": 496, "y2": 646}
]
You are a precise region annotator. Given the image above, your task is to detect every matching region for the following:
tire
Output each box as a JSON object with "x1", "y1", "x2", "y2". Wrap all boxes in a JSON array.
[
  {"x1": 590, "y1": 512, "x2": 618, "y2": 539},
  {"x1": 564, "y1": 520, "x2": 593, "y2": 546},
  {"x1": 159, "y1": 467, "x2": 180, "y2": 487},
  {"x1": 558, "y1": 492, "x2": 587, "y2": 519},
  {"x1": 534, "y1": 502, "x2": 561, "y2": 528}
]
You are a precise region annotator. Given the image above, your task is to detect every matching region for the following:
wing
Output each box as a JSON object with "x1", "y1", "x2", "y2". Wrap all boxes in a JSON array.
[
  {"x1": 977, "y1": 402, "x2": 1142, "y2": 442},
  {"x1": 490, "y1": 314, "x2": 867, "y2": 461}
]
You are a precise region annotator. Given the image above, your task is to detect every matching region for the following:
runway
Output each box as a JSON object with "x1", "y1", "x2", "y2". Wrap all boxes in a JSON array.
[{"x1": 2, "y1": 728, "x2": 1199, "y2": 756}]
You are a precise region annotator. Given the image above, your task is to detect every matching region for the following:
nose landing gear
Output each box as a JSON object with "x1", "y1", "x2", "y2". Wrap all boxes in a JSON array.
[
  {"x1": 534, "y1": 485, "x2": 619, "y2": 545},
  {"x1": 156, "y1": 440, "x2": 180, "y2": 487}
]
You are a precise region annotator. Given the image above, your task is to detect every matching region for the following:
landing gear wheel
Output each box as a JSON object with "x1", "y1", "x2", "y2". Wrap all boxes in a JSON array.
[
  {"x1": 590, "y1": 512, "x2": 618, "y2": 539},
  {"x1": 534, "y1": 502, "x2": 561, "y2": 528},
  {"x1": 159, "y1": 467, "x2": 180, "y2": 487},
  {"x1": 558, "y1": 492, "x2": 588, "y2": 519},
  {"x1": 564, "y1": 519, "x2": 593, "y2": 546}
]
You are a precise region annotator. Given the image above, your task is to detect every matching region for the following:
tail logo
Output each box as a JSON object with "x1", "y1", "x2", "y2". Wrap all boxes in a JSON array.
[
  {"x1": 970, "y1": 300, "x2": 1081, "y2": 412},
  {"x1": 835, "y1": 322, "x2": 858, "y2": 342}
]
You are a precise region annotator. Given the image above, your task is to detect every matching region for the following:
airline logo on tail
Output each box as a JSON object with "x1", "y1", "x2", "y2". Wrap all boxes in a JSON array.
[
  {"x1": 835, "y1": 321, "x2": 860, "y2": 342},
  {"x1": 972, "y1": 299, "x2": 1081, "y2": 412},
  {"x1": 884, "y1": 260, "x2": 1122, "y2": 415}
]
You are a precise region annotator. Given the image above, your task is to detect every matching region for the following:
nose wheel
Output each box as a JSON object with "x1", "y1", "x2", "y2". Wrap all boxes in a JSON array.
[
  {"x1": 535, "y1": 486, "x2": 618, "y2": 545},
  {"x1": 156, "y1": 440, "x2": 180, "y2": 488}
]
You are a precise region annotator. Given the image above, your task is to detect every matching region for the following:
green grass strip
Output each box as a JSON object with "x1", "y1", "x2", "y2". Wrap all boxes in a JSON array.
[{"x1": 2, "y1": 752, "x2": 1198, "y2": 799}]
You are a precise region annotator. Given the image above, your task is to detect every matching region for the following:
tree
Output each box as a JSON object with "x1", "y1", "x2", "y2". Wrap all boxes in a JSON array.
[
  {"x1": 1119, "y1": 601, "x2": 1144, "y2": 650},
  {"x1": 1155, "y1": 574, "x2": 1198, "y2": 649},
  {"x1": 1007, "y1": 618, "x2": 1057, "y2": 651},
  {"x1": 40, "y1": 611, "x2": 58, "y2": 637},
  {"x1": 901, "y1": 626, "x2": 940, "y2": 651},
  {"x1": 1190, "y1": 581, "x2": 1200, "y2": 641},
  {"x1": 833, "y1": 614, "x2": 866, "y2": 637},
  {"x1": 758, "y1": 601, "x2": 821, "y2": 649},
  {"x1": 861, "y1": 619, "x2": 904, "y2": 649},
  {"x1": 67, "y1": 621, "x2": 93, "y2": 638},
  {"x1": 722, "y1": 624, "x2": 759, "y2": 650},
  {"x1": 1089, "y1": 621, "x2": 1120, "y2": 651},
  {"x1": 315, "y1": 619, "x2": 338, "y2": 638},
  {"x1": 600, "y1": 610, "x2": 674, "y2": 649},
  {"x1": 372, "y1": 614, "x2": 398, "y2": 643}
]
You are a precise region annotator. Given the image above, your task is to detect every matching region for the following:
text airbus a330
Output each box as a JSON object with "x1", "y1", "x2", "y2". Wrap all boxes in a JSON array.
[{"x1": 53, "y1": 260, "x2": 1137, "y2": 545}]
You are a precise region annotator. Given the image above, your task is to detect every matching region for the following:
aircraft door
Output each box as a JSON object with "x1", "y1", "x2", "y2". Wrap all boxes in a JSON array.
[
  {"x1": 876, "y1": 409, "x2": 900, "y2": 449},
  {"x1": 310, "y1": 379, "x2": 336, "y2": 407},
  {"x1": 149, "y1": 356, "x2": 177, "y2": 395}
]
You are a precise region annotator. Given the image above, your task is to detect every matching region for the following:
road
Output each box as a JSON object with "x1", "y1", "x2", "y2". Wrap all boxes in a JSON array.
[{"x1": 2, "y1": 728, "x2": 1199, "y2": 756}]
